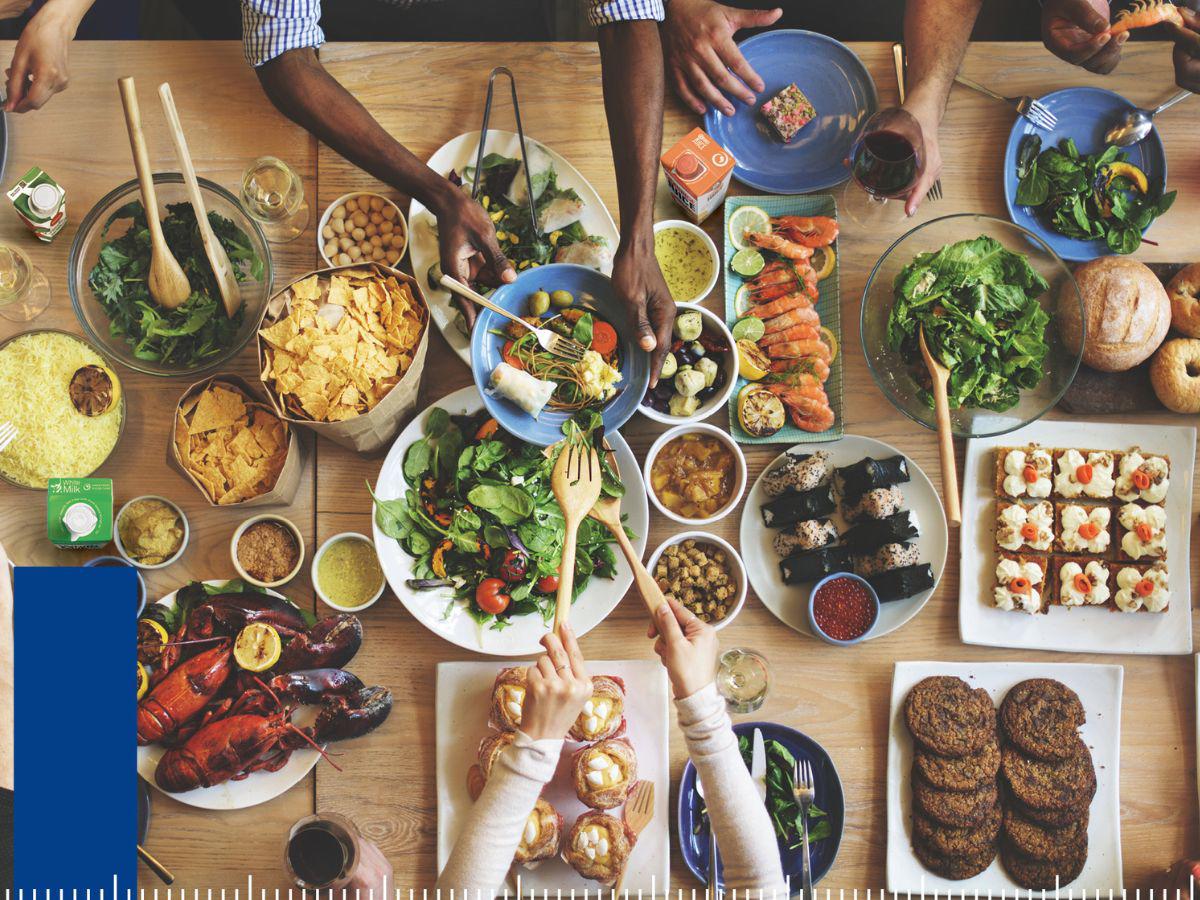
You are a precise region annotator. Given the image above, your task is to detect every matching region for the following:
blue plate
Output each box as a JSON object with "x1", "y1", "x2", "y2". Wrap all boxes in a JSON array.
[
  {"x1": 470, "y1": 263, "x2": 650, "y2": 446},
  {"x1": 703, "y1": 30, "x2": 877, "y2": 194},
  {"x1": 678, "y1": 721, "x2": 845, "y2": 892},
  {"x1": 1003, "y1": 87, "x2": 1168, "y2": 263}
]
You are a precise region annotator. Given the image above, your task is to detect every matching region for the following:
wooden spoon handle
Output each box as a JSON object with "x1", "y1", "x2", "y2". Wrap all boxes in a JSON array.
[
  {"x1": 930, "y1": 374, "x2": 961, "y2": 526},
  {"x1": 117, "y1": 77, "x2": 167, "y2": 247},
  {"x1": 156, "y1": 83, "x2": 216, "y2": 246},
  {"x1": 611, "y1": 524, "x2": 666, "y2": 617},
  {"x1": 553, "y1": 515, "x2": 579, "y2": 631}
]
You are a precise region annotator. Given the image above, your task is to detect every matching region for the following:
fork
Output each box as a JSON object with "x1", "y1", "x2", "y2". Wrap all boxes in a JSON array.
[
  {"x1": 613, "y1": 780, "x2": 656, "y2": 895},
  {"x1": 892, "y1": 43, "x2": 942, "y2": 202},
  {"x1": 954, "y1": 74, "x2": 1058, "y2": 131},
  {"x1": 792, "y1": 758, "x2": 816, "y2": 900},
  {"x1": 439, "y1": 274, "x2": 585, "y2": 363},
  {"x1": 695, "y1": 776, "x2": 721, "y2": 899},
  {"x1": 550, "y1": 440, "x2": 602, "y2": 631},
  {"x1": 0, "y1": 421, "x2": 16, "y2": 453}
]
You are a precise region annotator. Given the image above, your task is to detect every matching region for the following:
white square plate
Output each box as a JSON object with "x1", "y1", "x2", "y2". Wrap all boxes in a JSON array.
[
  {"x1": 436, "y1": 660, "x2": 670, "y2": 892},
  {"x1": 886, "y1": 660, "x2": 1124, "y2": 894},
  {"x1": 960, "y1": 419, "x2": 1195, "y2": 654}
]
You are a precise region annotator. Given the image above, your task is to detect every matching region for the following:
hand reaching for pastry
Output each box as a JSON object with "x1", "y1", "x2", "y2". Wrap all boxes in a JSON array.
[
  {"x1": 520, "y1": 625, "x2": 593, "y2": 741},
  {"x1": 647, "y1": 596, "x2": 719, "y2": 699}
]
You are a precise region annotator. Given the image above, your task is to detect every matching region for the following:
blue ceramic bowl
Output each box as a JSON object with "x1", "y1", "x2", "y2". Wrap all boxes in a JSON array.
[
  {"x1": 678, "y1": 721, "x2": 845, "y2": 891},
  {"x1": 84, "y1": 555, "x2": 147, "y2": 617},
  {"x1": 469, "y1": 264, "x2": 650, "y2": 446},
  {"x1": 807, "y1": 572, "x2": 880, "y2": 646}
]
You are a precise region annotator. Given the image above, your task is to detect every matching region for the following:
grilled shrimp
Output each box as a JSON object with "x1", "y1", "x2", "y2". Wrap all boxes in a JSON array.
[
  {"x1": 766, "y1": 339, "x2": 833, "y2": 362},
  {"x1": 741, "y1": 291, "x2": 815, "y2": 320},
  {"x1": 1107, "y1": 0, "x2": 1183, "y2": 33},
  {"x1": 762, "y1": 305, "x2": 820, "y2": 333},
  {"x1": 769, "y1": 216, "x2": 839, "y2": 248},
  {"x1": 764, "y1": 382, "x2": 835, "y2": 432},
  {"x1": 745, "y1": 229, "x2": 816, "y2": 260},
  {"x1": 770, "y1": 357, "x2": 831, "y2": 383}
]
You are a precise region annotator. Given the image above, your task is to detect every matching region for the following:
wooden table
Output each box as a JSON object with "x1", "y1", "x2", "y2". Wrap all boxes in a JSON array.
[{"x1": 0, "y1": 40, "x2": 1196, "y2": 892}]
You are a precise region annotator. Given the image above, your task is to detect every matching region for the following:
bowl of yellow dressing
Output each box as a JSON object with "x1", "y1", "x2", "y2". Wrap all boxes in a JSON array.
[
  {"x1": 312, "y1": 532, "x2": 386, "y2": 612},
  {"x1": 653, "y1": 220, "x2": 719, "y2": 303}
]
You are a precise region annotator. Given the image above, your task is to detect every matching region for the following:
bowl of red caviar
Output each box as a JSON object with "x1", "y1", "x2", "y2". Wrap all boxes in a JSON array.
[{"x1": 807, "y1": 572, "x2": 880, "y2": 646}]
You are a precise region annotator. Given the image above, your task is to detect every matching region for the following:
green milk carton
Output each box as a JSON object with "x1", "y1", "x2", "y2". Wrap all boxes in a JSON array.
[
  {"x1": 8, "y1": 166, "x2": 66, "y2": 242},
  {"x1": 47, "y1": 477, "x2": 113, "y2": 549}
]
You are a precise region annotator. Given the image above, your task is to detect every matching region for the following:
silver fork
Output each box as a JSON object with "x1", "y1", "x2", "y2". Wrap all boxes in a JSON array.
[
  {"x1": 954, "y1": 74, "x2": 1058, "y2": 131},
  {"x1": 892, "y1": 43, "x2": 942, "y2": 202},
  {"x1": 792, "y1": 758, "x2": 816, "y2": 900},
  {"x1": 0, "y1": 421, "x2": 16, "y2": 453},
  {"x1": 439, "y1": 274, "x2": 585, "y2": 363},
  {"x1": 696, "y1": 776, "x2": 720, "y2": 899}
]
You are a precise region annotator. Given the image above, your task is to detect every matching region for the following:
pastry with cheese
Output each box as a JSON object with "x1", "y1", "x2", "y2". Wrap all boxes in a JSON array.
[
  {"x1": 995, "y1": 447, "x2": 1052, "y2": 499},
  {"x1": 1116, "y1": 503, "x2": 1167, "y2": 561},
  {"x1": 993, "y1": 554, "x2": 1046, "y2": 615},
  {"x1": 1052, "y1": 449, "x2": 1116, "y2": 500},
  {"x1": 1114, "y1": 449, "x2": 1169, "y2": 504},
  {"x1": 488, "y1": 666, "x2": 527, "y2": 732},
  {"x1": 572, "y1": 737, "x2": 637, "y2": 809},
  {"x1": 568, "y1": 675, "x2": 626, "y2": 742},
  {"x1": 995, "y1": 500, "x2": 1054, "y2": 553},
  {"x1": 1113, "y1": 561, "x2": 1169, "y2": 613},
  {"x1": 477, "y1": 730, "x2": 516, "y2": 781},
  {"x1": 1055, "y1": 559, "x2": 1110, "y2": 607},
  {"x1": 514, "y1": 798, "x2": 563, "y2": 866},
  {"x1": 564, "y1": 811, "x2": 635, "y2": 885},
  {"x1": 1055, "y1": 504, "x2": 1111, "y2": 555}
]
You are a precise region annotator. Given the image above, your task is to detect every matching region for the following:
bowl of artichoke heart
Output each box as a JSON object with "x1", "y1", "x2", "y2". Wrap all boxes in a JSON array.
[{"x1": 654, "y1": 220, "x2": 719, "y2": 303}]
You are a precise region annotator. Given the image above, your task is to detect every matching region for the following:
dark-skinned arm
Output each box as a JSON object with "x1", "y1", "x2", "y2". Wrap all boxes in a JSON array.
[{"x1": 596, "y1": 21, "x2": 676, "y2": 387}]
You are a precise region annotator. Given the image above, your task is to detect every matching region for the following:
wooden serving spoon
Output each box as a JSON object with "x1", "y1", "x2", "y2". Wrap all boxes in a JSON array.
[
  {"x1": 158, "y1": 82, "x2": 242, "y2": 318},
  {"x1": 919, "y1": 326, "x2": 961, "y2": 526},
  {"x1": 550, "y1": 440, "x2": 602, "y2": 631},
  {"x1": 117, "y1": 76, "x2": 191, "y2": 310}
]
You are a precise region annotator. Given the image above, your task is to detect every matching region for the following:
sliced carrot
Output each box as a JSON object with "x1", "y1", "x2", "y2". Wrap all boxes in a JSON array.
[
  {"x1": 1022, "y1": 465, "x2": 1039, "y2": 484},
  {"x1": 475, "y1": 417, "x2": 500, "y2": 441},
  {"x1": 1075, "y1": 464, "x2": 1093, "y2": 485},
  {"x1": 501, "y1": 340, "x2": 523, "y2": 370},
  {"x1": 1132, "y1": 468, "x2": 1152, "y2": 490},
  {"x1": 1077, "y1": 521, "x2": 1100, "y2": 540},
  {"x1": 1135, "y1": 577, "x2": 1155, "y2": 597},
  {"x1": 590, "y1": 320, "x2": 618, "y2": 356},
  {"x1": 1072, "y1": 573, "x2": 1093, "y2": 594},
  {"x1": 1009, "y1": 577, "x2": 1032, "y2": 595},
  {"x1": 1020, "y1": 523, "x2": 1039, "y2": 541},
  {"x1": 1135, "y1": 523, "x2": 1154, "y2": 543}
]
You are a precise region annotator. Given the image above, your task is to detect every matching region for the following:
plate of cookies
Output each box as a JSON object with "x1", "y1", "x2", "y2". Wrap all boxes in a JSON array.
[
  {"x1": 959, "y1": 419, "x2": 1195, "y2": 655},
  {"x1": 886, "y1": 660, "x2": 1123, "y2": 893}
]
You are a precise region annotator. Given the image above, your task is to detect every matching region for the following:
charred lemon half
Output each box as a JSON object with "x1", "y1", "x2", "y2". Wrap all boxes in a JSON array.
[
  {"x1": 69, "y1": 364, "x2": 120, "y2": 417},
  {"x1": 737, "y1": 383, "x2": 786, "y2": 437}
]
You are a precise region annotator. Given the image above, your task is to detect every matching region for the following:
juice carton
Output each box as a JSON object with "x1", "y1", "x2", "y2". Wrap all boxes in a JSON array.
[
  {"x1": 8, "y1": 166, "x2": 66, "y2": 242},
  {"x1": 660, "y1": 128, "x2": 736, "y2": 224},
  {"x1": 47, "y1": 477, "x2": 113, "y2": 549}
]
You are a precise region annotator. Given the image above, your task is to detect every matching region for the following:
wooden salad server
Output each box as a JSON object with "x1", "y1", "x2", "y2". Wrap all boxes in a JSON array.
[
  {"x1": 157, "y1": 82, "x2": 242, "y2": 318},
  {"x1": 612, "y1": 779, "x2": 655, "y2": 895},
  {"x1": 919, "y1": 326, "x2": 961, "y2": 526},
  {"x1": 588, "y1": 448, "x2": 666, "y2": 618},
  {"x1": 550, "y1": 440, "x2": 602, "y2": 631},
  {"x1": 117, "y1": 76, "x2": 191, "y2": 309}
]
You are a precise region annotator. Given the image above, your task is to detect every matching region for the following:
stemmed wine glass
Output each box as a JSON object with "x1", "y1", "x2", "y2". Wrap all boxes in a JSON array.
[
  {"x1": 842, "y1": 108, "x2": 925, "y2": 228},
  {"x1": 0, "y1": 244, "x2": 50, "y2": 322},
  {"x1": 240, "y1": 156, "x2": 310, "y2": 243}
]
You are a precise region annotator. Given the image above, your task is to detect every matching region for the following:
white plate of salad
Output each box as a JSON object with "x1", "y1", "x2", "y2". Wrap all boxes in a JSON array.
[
  {"x1": 371, "y1": 386, "x2": 648, "y2": 656},
  {"x1": 409, "y1": 130, "x2": 619, "y2": 367}
]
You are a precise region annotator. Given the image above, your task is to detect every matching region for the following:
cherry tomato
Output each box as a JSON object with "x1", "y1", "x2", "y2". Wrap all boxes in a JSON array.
[
  {"x1": 497, "y1": 549, "x2": 527, "y2": 582},
  {"x1": 476, "y1": 578, "x2": 511, "y2": 615},
  {"x1": 536, "y1": 574, "x2": 560, "y2": 594}
]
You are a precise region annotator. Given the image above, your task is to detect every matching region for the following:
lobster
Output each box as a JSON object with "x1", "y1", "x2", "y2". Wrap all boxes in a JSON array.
[
  {"x1": 154, "y1": 668, "x2": 392, "y2": 793},
  {"x1": 137, "y1": 641, "x2": 233, "y2": 746}
]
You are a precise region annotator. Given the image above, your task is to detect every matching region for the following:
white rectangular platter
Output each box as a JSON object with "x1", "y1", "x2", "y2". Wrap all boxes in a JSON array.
[
  {"x1": 436, "y1": 659, "x2": 670, "y2": 892},
  {"x1": 887, "y1": 660, "x2": 1124, "y2": 893},
  {"x1": 960, "y1": 418, "x2": 1195, "y2": 654}
]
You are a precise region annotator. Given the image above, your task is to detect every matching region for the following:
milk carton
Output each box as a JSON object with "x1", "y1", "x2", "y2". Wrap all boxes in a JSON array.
[
  {"x1": 8, "y1": 166, "x2": 66, "y2": 242},
  {"x1": 47, "y1": 477, "x2": 113, "y2": 550},
  {"x1": 660, "y1": 128, "x2": 736, "y2": 224}
]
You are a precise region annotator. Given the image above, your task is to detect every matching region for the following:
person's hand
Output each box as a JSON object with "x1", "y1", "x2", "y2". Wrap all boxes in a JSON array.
[
  {"x1": 433, "y1": 189, "x2": 515, "y2": 330},
  {"x1": 662, "y1": 0, "x2": 782, "y2": 115},
  {"x1": 1041, "y1": 0, "x2": 1126, "y2": 75},
  {"x1": 900, "y1": 96, "x2": 944, "y2": 217},
  {"x1": 1171, "y1": 8, "x2": 1200, "y2": 92},
  {"x1": 4, "y1": 2, "x2": 80, "y2": 113},
  {"x1": 647, "y1": 596, "x2": 719, "y2": 699},
  {"x1": 611, "y1": 240, "x2": 675, "y2": 388},
  {"x1": 1169, "y1": 859, "x2": 1200, "y2": 891},
  {"x1": 0, "y1": 0, "x2": 33, "y2": 19},
  {"x1": 520, "y1": 625, "x2": 593, "y2": 741}
]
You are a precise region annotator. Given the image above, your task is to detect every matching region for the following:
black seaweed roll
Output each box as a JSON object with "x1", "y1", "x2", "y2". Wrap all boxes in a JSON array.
[
  {"x1": 840, "y1": 510, "x2": 920, "y2": 550},
  {"x1": 837, "y1": 455, "x2": 910, "y2": 499},
  {"x1": 760, "y1": 486, "x2": 836, "y2": 529},
  {"x1": 779, "y1": 545, "x2": 853, "y2": 585},
  {"x1": 866, "y1": 563, "x2": 935, "y2": 602}
]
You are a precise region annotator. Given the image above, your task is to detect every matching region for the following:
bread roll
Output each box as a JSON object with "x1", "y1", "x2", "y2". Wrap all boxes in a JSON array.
[{"x1": 1059, "y1": 257, "x2": 1170, "y2": 372}]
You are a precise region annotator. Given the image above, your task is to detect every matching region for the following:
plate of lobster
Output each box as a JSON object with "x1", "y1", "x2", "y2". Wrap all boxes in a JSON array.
[{"x1": 136, "y1": 580, "x2": 393, "y2": 810}]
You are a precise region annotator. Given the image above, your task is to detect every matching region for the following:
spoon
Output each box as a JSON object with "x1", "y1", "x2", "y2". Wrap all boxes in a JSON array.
[
  {"x1": 158, "y1": 82, "x2": 243, "y2": 318},
  {"x1": 918, "y1": 327, "x2": 961, "y2": 526},
  {"x1": 116, "y1": 76, "x2": 191, "y2": 310},
  {"x1": 1105, "y1": 90, "x2": 1192, "y2": 146}
]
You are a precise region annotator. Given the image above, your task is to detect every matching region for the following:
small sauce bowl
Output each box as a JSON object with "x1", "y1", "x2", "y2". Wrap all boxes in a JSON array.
[
  {"x1": 807, "y1": 572, "x2": 880, "y2": 646},
  {"x1": 113, "y1": 495, "x2": 189, "y2": 571},
  {"x1": 230, "y1": 514, "x2": 306, "y2": 589},
  {"x1": 312, "y1": 532, "x2": 386, "y2": 613}
]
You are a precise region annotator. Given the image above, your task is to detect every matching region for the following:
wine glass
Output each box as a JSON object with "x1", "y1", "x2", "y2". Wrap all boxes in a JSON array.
[
  {"x1": 716, "y1": 647, "x2": 770, "y2": 714},
  {"x1": 0, "y1": 244, "x2": 50, "y2": 322},
  {"x1": 842, "y1": 108, "x2": 925, "y2": 228},
  {"x1": 240, "y1": 156, "x2": 310, "y2": 243}
]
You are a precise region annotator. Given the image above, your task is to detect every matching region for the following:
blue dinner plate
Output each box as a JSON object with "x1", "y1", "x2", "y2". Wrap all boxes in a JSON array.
[
  {"x1": 678, "y1": 721, "x2": 845, "y2": 892},
  {"x1": 469, "y1": 263, "x2": 649, "y2": 446},
  {"x1": 703, "y1": 30, "x2": 877, "y2": 194},
  {"x1": 1003, "y1": 87, "x2": 1168, "y2": 262}
]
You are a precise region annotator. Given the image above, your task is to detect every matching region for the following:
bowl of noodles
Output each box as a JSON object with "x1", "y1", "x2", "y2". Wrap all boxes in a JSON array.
[{"x1": 470, "y1": 263, "x2": 650, "y2": 446}]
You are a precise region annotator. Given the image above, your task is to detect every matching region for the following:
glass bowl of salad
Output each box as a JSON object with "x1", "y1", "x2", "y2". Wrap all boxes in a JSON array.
[
  {"x1": 860, "y1": 213, "x2": 1082, "y2": 438},
  {"x1": 68, "y1": 174, "x2": 273, "y2": 377}
]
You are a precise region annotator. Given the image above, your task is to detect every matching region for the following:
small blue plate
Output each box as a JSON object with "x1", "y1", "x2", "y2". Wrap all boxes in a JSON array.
[
  {"x1": 469, "y1": 263, "x2": 650, "y2": 446},
  {"x1": 678, "y1": 721, "x2": 845, "y2": 892},
  {"x1": 703, "y1": 30, "x2": 877, "y2": 194},
  {"x1": 1003, "y1": 87, "x2": 1168, "y2": 263}
]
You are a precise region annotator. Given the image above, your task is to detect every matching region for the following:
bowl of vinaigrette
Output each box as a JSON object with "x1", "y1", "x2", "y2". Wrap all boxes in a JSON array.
[
  {"x1": 653, "y1": 220, "x2": 719, "y2": 303},
  {"x1": 312, "y1": 532, "x2": 386, "y2": 612}
]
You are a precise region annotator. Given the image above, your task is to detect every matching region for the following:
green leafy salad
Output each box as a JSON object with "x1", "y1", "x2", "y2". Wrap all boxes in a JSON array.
[
  {"x1": 88, "y1": 201, "x2": 265, "y2": 367},
  {"x1": 1014, "y1": 135, "x2": 1175, "y2": 254},
  {"x1": 887, "y1": 236, "x2": 1050, "y2": 413},
  {"x1": 370, "y1": 408, "x2": 628, "y2": 630}
]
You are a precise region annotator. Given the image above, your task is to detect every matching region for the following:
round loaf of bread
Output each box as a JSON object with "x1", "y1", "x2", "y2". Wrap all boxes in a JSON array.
[
  {"x1": 1167, "y1": 263, "x2": 1200, "y2": 338},
  {"x1": 1059, "y1": 257, "x2": 1170, "y2": 372}
]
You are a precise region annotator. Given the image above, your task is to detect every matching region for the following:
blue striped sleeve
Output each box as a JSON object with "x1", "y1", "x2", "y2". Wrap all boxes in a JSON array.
[
  {"x1": 241, "y1": 0, "x2": 325, "y2": 67},
  {"x1": 587, "y1": 0, "x2": 666, "y2": 26}
]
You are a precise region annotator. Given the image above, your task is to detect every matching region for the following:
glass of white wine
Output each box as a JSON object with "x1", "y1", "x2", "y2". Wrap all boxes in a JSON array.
[
  {"x1": 716, "y1": 647, "x2": 770, "y2": 714},
  {"x1": 240, "y1": 156, "x2": 310, "y2": 243},
  {"x1": 0, "y1": 244, "x2": 50, "y2": 322}
]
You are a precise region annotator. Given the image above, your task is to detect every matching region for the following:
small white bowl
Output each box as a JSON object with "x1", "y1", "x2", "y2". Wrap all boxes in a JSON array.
[
  {"x1": 653, "y1": 219, "x2": 720, "y2": 303},
  {"x1": 311, "y1": 532, "x2": 386, "y2": 613},
  {"x1": 638, "y1": 302, "x2": 738, "y2": 426},
  {"x1": 113, "y1": 495, "x2": 189, "y2": 570},
  {"x1": 643, "y1": 422, "x2": 747, "y2": 527},
  {"x1": 317, "y1": 191, "x2": 408, "y2": 268},
  {"x1": 645, "y1": 531, "x2": 747, "y2": 630},
  {"x1": 230, "y1": 514, "x2": 306, "y2": 588}
]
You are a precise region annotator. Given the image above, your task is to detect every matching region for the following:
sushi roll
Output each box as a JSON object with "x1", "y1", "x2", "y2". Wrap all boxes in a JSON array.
[
  {"x1": 853, "y1": 542, "x2": 921, "y2": 577},
  {"x1": 762, "y1": 451, "x2": 831, "y2": 498},
  {"x1": 779, "y1": 545, "x2": 853, "y2": 585},
  {"x1": 866, "y1": 563, "x2": 935, "y2": 602},
  {"x1": 842, "y1": 485, "x2": 904, "y2": 523},
  {"x1": 761, "y1": 485, "x2": 836, "y2": 529},
  {"x1": 841, "y1": 510, "x2": 920, "y2": 551},
  {"x1": 836, "y1": 455, "x2": 910, "y2": 499},
  {"x1": 772, "y1": 519, "x2": 839, "y2": 558}
]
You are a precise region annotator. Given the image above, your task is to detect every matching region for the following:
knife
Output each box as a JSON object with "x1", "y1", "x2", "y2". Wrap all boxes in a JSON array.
[{"x1": 751, "y1": 728, "x2": 767, "y2": 803}]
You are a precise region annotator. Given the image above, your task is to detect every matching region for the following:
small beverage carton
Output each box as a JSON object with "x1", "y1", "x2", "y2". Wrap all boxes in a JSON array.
[
  {"x1": 47, "y1": 477, "x2": 113, "y2": 549},
  {"x1": 8, "y1": 166, "x2": 66, "y2": 242},
  {"x1": 660, "y1": 128, "x2": 736, "y2": 224}
]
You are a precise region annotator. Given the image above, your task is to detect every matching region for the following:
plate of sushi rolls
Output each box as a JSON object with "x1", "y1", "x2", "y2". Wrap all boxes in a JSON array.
[{"x1": 740, "y1": 435, "x2": 948, "y2": 640}]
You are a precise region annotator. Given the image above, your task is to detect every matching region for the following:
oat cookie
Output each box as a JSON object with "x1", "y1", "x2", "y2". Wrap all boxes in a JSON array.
[
  {"x1": 914, "y1": 737, "x2": 1001, "y2": 792},
  {"x1": 905, "y1": 677, "x2": 996, "y2": 758},
  {"x1": 1001, "y1": 739, "x2": 1097, "y2": 812},
  {"x1": 1001, "y1": 834, "x2": 1088, "y2": 889},
  {"x1": 914, "y1": 804, "x2": 1001, "y2": 858},
  {"x1": 913, "y1": 839, "x2": 997, "y2": 881},
  {"x1": 913, "y1": 770, "x2": 999, "y2": 828},
  {"x1": 1003, "y1": 807, "x2": 1090, "y2": 862},
  {"x1": 1000, "y1": 679, "x2": 1086, "y2": 761}
]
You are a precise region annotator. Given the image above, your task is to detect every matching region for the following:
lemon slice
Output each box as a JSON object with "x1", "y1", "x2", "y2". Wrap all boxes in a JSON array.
[
  {"x1": 810, "y1": 245, "x2": 836, "y2": 281},
  {"x1": 819, "y1": 326, "x2": 839, "y2": 363},
  {"x1": 737, "y1": 384, "x2": 786, "y2": 437},
  {"x1": 137, "y1": 618, "x2": 169, "y2": 667},
  {"x1": 137, "y1": 662, "x2": 149, "y2": 701},
  {"x1": 734, "y1": 284, "x2": 754, "y2": 317},
  {"x1": 234, "y1": 623, "x2": 282, "y2": 672},
  {"x1": 731, "y1": 315, "x2": 765, "y2": 343},
  {"x1": 737, "y1": 339, "x2": 770, "y2": 381},
  {"x1": 727, "y1": 205, "x2": 771, "y2": 251}
]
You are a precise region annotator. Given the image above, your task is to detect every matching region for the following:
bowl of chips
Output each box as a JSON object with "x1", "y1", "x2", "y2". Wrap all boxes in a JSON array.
[{"x1": 257, "y1": 263, "x2": 429, "y2": 453}]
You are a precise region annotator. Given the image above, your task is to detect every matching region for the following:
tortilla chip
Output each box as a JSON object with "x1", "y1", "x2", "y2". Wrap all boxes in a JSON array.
[{"x1": 189, "y1": 385, "x2": 247, "y2": 434}]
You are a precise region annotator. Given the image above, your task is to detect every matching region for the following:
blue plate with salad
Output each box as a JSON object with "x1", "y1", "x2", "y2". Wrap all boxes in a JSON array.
[
  {"x1": 1003, "y1": 87, "x2": 1171, "y2": 262},
  {"x1": 678, "y1": 721, "x2": 845, "y2": 890},
  {"x1": 470, "y1": 263, "x2": 650, "y2": 447}
]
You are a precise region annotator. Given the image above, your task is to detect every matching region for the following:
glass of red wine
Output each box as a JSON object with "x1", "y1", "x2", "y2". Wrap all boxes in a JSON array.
[{"x1": 842, "y1": 108, "x2": 924, "y2": 228}]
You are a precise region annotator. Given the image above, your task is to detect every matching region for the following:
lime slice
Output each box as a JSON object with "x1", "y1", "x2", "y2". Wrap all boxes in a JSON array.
[
  {"x1": 731, "y1": 316, "x2": 765, "y2": 343},
  {"x1": 734, "y1": 284, "x2": 753, "y2": 317},
  {"x1": 730, "y1": 249, "x2": 765, "y2": 278},
  {"x1": 727, "y1": 205, "x2": 771, "y2": 251}
]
